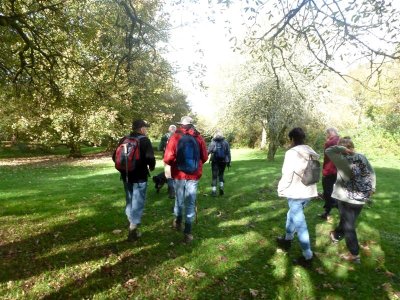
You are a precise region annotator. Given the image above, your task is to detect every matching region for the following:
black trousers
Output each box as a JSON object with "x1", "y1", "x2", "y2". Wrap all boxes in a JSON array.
[
  {"x1": 333, "y1": 200, "x2": 363, "y2": 255},
  {"x1": 211, "y1": 161, "x2": 226, "y2": 187},
  {"x1": 322, "y1": 174, "x2": 337, "y2": 215}
]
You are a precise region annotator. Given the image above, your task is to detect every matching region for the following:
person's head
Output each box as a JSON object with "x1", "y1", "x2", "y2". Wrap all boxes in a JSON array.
[
  {"x1": 177, "y1": 116, "x2": 194, "y2": 128},
  {"x1": 288, "y1": 127, "x2": 306, "y2": 146},
  {"x1": 168, "y1": 125, "x2": 177, "y2": 134},
  {"x1": 214, "y1": 130, "x2": 224, "y2": 139},
  {"x1": 338, "y1": 136, "x2": 354, "y2": 150},
  {"x1": 132, "y1": 119, "x2": 150, "y2": 135},
  {"x1": 326, "y1": 127, "x2": 338, "y2": 138}
]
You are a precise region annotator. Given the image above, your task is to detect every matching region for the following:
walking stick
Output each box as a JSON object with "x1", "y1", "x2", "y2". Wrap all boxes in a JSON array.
[{"x1": 123, "y1": 144, "x2": 128, "y2": 183}]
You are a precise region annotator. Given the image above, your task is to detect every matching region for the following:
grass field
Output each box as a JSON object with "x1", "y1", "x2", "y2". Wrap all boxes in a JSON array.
[{"x1": 0, "y1": 148, "x2": 399, "y2": 299}]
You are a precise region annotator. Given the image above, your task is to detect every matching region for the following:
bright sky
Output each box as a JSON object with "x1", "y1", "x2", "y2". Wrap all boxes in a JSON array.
[
  {"x1": 164, "y1": 1, "x2": 246, "y2": 119},
  {"x1": 163, "y1": 0, "x2": 400, "y2": 120}
]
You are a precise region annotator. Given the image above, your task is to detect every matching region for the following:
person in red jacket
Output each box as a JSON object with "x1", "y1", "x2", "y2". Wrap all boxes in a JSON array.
[
  {"x1": 164, "y1": 116, "x2": 208, "y2": 243},
  {"x1": 318, "y1": 128, "x2": 340, "y2": 220}
]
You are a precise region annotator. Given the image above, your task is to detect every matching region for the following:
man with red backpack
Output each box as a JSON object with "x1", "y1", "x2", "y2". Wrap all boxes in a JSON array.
[
  {"x1": 112, "y1": 119, "x2": 155, "y2": 241},
  {"x1": 164, "y1": 116, "x2": 208, "y2": 243}
]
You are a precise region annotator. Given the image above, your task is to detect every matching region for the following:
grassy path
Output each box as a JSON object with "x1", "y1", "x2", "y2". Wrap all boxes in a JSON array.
[{"x1": 0, "y1": 148, "x2": 399, "y2": 299}]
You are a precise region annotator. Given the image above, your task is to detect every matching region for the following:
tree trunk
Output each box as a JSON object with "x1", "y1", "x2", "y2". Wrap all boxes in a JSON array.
[
  {"x1": 260, "y1": 126, "x2": 267, "y2": 150},
  {"x1": 267, "y1": 141, "x2": 278, "y2": 161},
  {"x1": 68, "y1": 141, "x2": 82, "y2": 158}
]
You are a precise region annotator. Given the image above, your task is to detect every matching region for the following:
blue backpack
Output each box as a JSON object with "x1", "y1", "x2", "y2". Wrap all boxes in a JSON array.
[
  {"x1": 176, "y1": 134, "x2": 200, "y2": 174},
  {"x1": 214, "y1": 141, "x2": 226, "y2": 162}
]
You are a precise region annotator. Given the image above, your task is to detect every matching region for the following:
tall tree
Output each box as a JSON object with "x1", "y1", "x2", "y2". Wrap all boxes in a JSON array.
[{"x1": 0, "y1": 0, "x2": 186, "y2": 156}]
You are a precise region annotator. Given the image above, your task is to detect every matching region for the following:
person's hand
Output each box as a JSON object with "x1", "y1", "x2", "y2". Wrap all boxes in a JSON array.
[{"x1": 343, "y1": 148, "x2": 354, "y2": 155}]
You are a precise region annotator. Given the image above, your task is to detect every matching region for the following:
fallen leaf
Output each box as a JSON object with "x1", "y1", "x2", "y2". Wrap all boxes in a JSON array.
[
  {"x1": 315, "y1": 267, "x2": 326, "y2": 275},
  {"x1": 385, "y1": 271, "x2": 396, "y2": 278},
  {"x1": 360, "y1": 244, "x2": 371, "y2": 250},
  {"x1": 175, "y1": 267, "x2": 190, "y2": 278},
  {"x1": 250, "y1": 288, "x2": 259, "y2": 297},
  {"x1": 322, "y1": 283, "x2": 334, "y2": 290},
  {"x1": 101, "y1": 264, "x2": 113, "y2": 275},
  {"x1": 112, "y1": 229, "x2": 122, "y2": 234},
  {"x1": 218, "y1": 244, "x2": 227, "y2": 251},
  {"x1": 196, "y1": 272, "x2": 206, "y2": 278},
  {"x1": 219, "y1": 256, "x2": 228, "y2": 262},
  {"x1": 124, "y1": 278, "x2": 138, "y2": 291}
]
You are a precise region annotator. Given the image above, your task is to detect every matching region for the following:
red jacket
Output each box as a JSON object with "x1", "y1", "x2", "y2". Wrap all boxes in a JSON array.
[
  {"x1": 322, "y1": 135, "x2": 340, "y2": 176},
  {"x1": 163, "y1": 126, "x2": 208, "y2": 180}
]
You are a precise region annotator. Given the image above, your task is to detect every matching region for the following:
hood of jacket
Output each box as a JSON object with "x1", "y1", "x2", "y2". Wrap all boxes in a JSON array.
[{"x1": 291, "y1": 145, "x2": 320, "y2": 160}]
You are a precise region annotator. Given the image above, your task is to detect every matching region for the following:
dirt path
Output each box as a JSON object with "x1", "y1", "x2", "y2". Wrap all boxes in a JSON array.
[{"x1": 0, "y1": 152, "x2": 113, "y2": 167}]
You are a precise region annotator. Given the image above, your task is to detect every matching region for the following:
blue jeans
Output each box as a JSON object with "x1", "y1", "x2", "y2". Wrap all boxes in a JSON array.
[
  {"x1": 123, "y1": 181, "x2": 147, "y2": 225},
  {"x1": 285, "y1": 198, "x2": 313, "y2": 259},
  {"x1": 174, "y1": 180, "x2": 198, "y2": 233}
]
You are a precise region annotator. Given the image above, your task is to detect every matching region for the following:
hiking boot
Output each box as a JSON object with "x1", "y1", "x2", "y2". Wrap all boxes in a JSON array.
[
  {"x1": 276, "y1": 236, "x2": 292, "y2": 251},
  {"x1": 183, "y1": 233, "x2": 193, "y2": 244},
  {"x1": 211, "y1": 190, "x2": 217, "y2": 197},
  {"x1": 340, "y1": 253, "x2": 361, "y2": 264},
  {"x1": 172, "y1": 219, "x2": 182, "y2": 231},
  {"x1": 219, "y1": 188, "x2": 224, "y2": 196},
  {"x1": 293, "y1": 256, "x2": 313, "y2": 268},
  {"x1": 127, "y1": 228, "x2": 141, "y2": 242},
  {"x1": 329, "y1": 231, "x2": 340, "y2": 244}
]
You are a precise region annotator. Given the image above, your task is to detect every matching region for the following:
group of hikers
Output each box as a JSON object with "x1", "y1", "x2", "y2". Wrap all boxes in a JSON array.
[{"x1": 112, "y1": 116, "x2": 376, "y2": 268}]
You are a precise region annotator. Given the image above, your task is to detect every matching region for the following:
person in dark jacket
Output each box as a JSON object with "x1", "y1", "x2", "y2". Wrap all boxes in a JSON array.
[
  {"x1": 113, "y1": 119, "x2": 156, "y2": 241},
  {"x1": 208, "y1": 131, "x2": 231, "y2": 196},
  {"x1": 164, "y1": 116, "x2": 208, "y2": 243},
  {"x1": 318, "y1": 128, "x2": 340, "y2": 220}
]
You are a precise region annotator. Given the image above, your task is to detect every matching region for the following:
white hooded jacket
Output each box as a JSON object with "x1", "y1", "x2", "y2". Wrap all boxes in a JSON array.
[{"x1": 277, "y1": 145, "x2": 320, "y2": 199}]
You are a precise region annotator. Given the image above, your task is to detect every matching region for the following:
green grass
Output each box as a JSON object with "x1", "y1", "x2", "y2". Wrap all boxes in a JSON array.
[
  {"x1": 0, "y1": 148, "x2": 399, "y2": 299},
  {"x1": 0, "y1": 144, "x2": 107, "y2": 159}
]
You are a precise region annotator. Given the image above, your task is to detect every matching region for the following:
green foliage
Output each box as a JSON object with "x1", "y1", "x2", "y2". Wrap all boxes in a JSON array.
[
  {"x1": 216, "y1": 60, "x2": 324, "y2": 160},
  {"x1": 0, "y1": 0, "x2": 189, "y2": 157}
]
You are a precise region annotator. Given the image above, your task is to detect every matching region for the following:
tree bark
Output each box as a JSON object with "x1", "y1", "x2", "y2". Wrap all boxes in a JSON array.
[
  {"x1": 68, "y1": 141, "x2": 82, "y2": 158},
  {"x1": 260, "y1": 126, "x2": 267, "y2": 150},
  {"x1": 267, "y1": 140, "x2": 278, "y2": 161}
]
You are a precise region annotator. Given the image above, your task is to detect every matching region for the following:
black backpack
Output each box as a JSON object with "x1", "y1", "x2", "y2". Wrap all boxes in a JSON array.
[{"x1": 213, "y1": 141, "x2": 226, "y2": 162}]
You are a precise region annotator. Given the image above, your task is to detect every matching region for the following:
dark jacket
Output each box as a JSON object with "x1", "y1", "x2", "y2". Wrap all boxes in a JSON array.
[
  {"x1": 113, "y1": 133, "x2": 156, "y2": 183},
  {"x1": 163, "y1": 126, "x2": 208, "y2": 180},
  {"x1": 158, "y1": 132, "x2": 171, "y2": 152},
  {"x1": 208, "y1": 137, "x2": 231, "y2": 163}
]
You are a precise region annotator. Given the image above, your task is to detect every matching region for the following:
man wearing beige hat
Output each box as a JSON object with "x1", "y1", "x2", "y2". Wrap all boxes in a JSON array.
[{"x1": 164, "y1": 116, "x2": 208, "y2": 243}]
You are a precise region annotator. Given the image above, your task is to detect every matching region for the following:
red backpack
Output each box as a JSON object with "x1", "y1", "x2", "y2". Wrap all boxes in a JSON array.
[{"x1": 114, "y1": 135, "x2": 144, "y2": 174}]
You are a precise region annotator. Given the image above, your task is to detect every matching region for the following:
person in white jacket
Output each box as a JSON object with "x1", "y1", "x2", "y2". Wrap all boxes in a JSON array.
[{"x1": 276, "y1": 127, "x2": 320, "y2": 268}]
